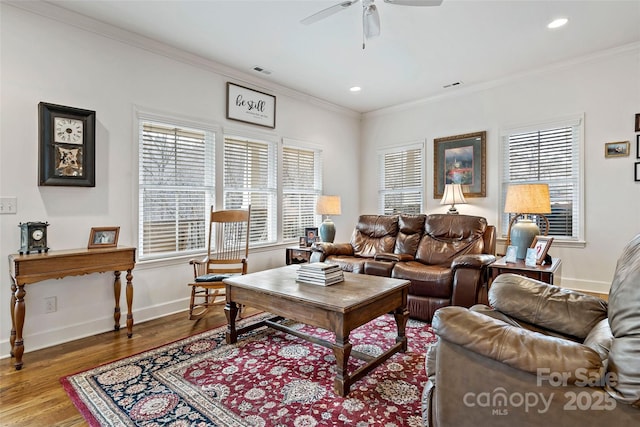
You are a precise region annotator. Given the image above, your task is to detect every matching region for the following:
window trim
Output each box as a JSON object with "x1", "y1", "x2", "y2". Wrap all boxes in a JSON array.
[
  {"x1": 377, "y1": 141, "x2": 425, "y2": 215},
  {"x1": 281, "y1": 138, "x2": 323, "y2": 244},
  {"x1": 499, "y1": 114, "x2": 585, "y2": 246},
  {"x1": 222, "y1": 131, "x2": 278, "y2": 247},
  {"x1": 135, "y1": 107, "x2": 221, "y2": 262}
]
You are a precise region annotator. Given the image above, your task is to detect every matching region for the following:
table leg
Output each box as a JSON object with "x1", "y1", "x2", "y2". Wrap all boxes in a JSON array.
[
  {"x1": 113, "y1": 271, "x2": 121, "y2": 331},
  {"x1": 126, "y1": 269, "x2": 133, "y2": 338},
  {"x1": 394, "y1": 306, "x2": 409, "y2": 352},
  {"x1": 10, "y1": 281, "x2": 16, "y2": 357},
  {"x1": 225, "y1": 302, "x2": 239, "y2": 344},
  {"x1": 12, "y1": 284, "x2": 26, "y2": 370},
  {"x1": 332, "y1": 331, "x2": 353, "y2": 397}
]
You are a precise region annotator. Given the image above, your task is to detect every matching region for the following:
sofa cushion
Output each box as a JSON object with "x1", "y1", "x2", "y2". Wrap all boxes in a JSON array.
[
  {"x1": 394, "y1": 214, "x2": 426, "y2": 256},
  {"x1": 351, "y1": 215, "x2": 398, "y2": 257},
  {"x1": 415, "y1": 214, "x2": 487, "y2": 266},
  {"x1": 323, "y1": 255, "x2": 367, "y2": 274},
  {"x1": 393, "y1": 261, "x2": 452, "y2": 298}
]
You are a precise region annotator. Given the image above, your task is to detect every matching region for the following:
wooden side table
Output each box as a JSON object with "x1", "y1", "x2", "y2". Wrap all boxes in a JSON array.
[
  {"x1": 481, "y1": 257, "x2": 562, "y2": 304},
  {"x1": 489, "y1": 256, "x2": 562, "y2": 285},
  {"x1": 8, "y1": 246, "x2": 136, "y2": 370},
  {"x1": 285, "y1": 246, "x2": 312, "y2": 265}
]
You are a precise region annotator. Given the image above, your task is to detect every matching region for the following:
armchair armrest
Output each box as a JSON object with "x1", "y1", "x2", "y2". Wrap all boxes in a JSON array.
[
  {"x1": 309, "y1": 242, "x2": 354, "y2": 263},
  {"x1": 450, "y1": 254, "x2": 496, "y2": 307},
  {"x1": 433, "y1": 306, "x2": 604, "y2": 383},
  {"x1": 451, "y1": 253, "x2": 496, "y2": 270},
  {"x1": 374, "y1": 252, "x2": 414, "y2": 262},
  {"x1": 188, "y1": 256, "x2": 209, "y2": 278}
]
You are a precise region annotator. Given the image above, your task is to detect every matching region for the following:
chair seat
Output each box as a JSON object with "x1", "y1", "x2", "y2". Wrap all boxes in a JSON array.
[{"x1": 195, "y1": 273, "x2": 233, "y2": 282}]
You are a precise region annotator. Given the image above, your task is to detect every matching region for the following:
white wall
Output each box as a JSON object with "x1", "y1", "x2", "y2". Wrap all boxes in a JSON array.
[
  {"x1": 0, "y1": 5, "x2": 360, "y2": 356},
  {"x1": 361, "y1": 44, "x2": 640, "y2": 294},
  {"x1": 2, "y1": 3, "x2": 639, "y2": 359}
]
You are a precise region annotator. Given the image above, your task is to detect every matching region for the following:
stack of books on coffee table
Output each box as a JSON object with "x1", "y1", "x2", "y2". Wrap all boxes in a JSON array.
[{"x1": 296, "y1": 262, "x2": 344, "y2": 286}]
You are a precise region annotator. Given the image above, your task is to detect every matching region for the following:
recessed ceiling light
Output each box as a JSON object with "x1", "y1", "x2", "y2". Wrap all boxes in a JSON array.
[
  {"x1": 350, "y1": 86, "x2": 361, "y2": 92},
  {"x1": 547, "y1": 18, "x2": 568, "y2": 29}
]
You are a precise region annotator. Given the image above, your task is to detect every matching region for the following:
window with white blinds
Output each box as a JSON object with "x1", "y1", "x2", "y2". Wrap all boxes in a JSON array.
[
  {"x1": 138, "y1": 119, "x2": 215, "y2": 260},
  {"x1": 224, "y1": 135, "x2": 277, "y2": 245},
  {"x1": 501, "y1": 116, "x2": 584, "y2": 241},
  {"x1": 282, "y1": 143, "x2": 322, "y2": 240},
  {"x1": 378, "y1": 143, "x2": 424, "y2": 215}
]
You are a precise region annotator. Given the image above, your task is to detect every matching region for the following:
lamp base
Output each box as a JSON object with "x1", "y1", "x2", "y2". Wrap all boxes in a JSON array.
[
  {"x1": 319, "y1": 219, "x2": 336, "y2": 243},
  {"x1": 510, "y1": 218, "x2": 540, "y2": 259}
]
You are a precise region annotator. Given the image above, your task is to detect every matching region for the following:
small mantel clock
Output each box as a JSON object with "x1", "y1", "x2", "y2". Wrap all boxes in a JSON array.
[{"x1": 19, "y1": 222, "x2": 49, "y2": 254}]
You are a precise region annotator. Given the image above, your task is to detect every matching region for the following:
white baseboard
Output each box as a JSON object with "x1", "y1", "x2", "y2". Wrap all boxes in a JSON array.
[
  {"x1": 0, "y1": 298, "x2": 189, "y2": 360},
  {"x1": 558, "y1": 277, "x2": 610, "y2": 296}
]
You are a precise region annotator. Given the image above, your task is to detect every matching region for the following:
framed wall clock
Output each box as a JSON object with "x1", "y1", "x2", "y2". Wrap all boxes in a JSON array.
[{"x1": 38, "y1": 102, "x2": 96, "y2": 187}]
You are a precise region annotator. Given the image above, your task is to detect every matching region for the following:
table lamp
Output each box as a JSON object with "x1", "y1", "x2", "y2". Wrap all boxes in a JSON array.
[
  {"x1": 316, "y1": 195, "x2": 341, "y2": 243},
  {"x1": 504, "y1": 183, "x2": 551, "y2": 259},
  {"x1": 440, "y1": 184, "x2": 467, "y2": 214}
]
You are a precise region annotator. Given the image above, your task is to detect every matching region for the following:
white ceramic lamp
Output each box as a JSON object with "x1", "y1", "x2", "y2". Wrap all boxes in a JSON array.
[
  {"x1": 504, "y1": 184, "x2": 551, "y2": 259},
  {"x1": 316, "y1": 195, "x2": 341, "y2": 243},
  {"x1": 440, "y1": 184, "x2": 467, "y2": 214}
]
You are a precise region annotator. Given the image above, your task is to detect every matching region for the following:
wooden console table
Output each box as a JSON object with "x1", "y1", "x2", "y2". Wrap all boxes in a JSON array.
[{"x1": 8, "y1": 246, "x2": 136, "y2": 370}]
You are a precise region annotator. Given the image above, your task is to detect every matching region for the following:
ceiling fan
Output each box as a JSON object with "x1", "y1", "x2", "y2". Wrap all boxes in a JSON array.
[{"x1": 301, "y1": 0, "x2": 443, "y2": 49}]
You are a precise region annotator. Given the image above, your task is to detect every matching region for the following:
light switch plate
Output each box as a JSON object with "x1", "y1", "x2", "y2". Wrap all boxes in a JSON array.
[{"x1": 0, "y1": 197, "x2": 17, "y2": 214}]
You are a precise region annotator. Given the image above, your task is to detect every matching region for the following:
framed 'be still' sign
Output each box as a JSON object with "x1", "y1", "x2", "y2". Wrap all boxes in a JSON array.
[{"x1": 226, "y1": 82, "x2": 276, "y2": 129}]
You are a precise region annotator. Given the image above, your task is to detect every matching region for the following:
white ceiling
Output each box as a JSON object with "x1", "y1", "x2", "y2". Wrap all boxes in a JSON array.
[{"x1": 40, "y1": 0, "x2": 640, "y2": 112}]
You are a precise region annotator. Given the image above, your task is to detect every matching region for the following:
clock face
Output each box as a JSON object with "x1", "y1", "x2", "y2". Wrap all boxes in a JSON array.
[
  {"x1": 54, "y1": 117, "x2": 84, "y2": 144},
  {"x1": 32, "y1": 229, "x2": 44, "y2": 241}
]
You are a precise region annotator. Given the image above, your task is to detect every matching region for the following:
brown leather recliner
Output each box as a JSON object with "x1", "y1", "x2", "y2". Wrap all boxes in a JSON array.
[
  {"x1": 310, "y1": 213, "x2": 496, "y2": 322},
  {"x1": 423, "y1": 234, "x2": 640, "y2": 426},
  {"x1": 391, "y1": 214, "x2": 496, "y2": 321}
]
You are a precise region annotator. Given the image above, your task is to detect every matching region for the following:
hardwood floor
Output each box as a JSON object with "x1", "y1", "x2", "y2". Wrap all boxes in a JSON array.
[
  {"x1": 0, "y1": 306, "x2": 259, "y2": 427},
  {"x1": 1, "y1": 288, "x2": 608, "y2": 426}
]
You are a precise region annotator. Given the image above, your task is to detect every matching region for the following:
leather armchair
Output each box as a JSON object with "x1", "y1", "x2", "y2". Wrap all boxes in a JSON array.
[{"x1": 423, "y1": 234, "x2": 640, "y2": 426}]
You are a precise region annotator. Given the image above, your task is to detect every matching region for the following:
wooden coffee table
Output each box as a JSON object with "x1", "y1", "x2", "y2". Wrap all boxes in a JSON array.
[{"x1": 223, "y1": 266, "x2": 410, "y2": 396}]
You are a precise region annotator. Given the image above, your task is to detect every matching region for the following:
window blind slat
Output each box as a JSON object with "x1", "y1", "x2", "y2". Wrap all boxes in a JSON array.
[
  {"x1": 223, "y1": 136, "x2": 277, "y2": 245},
  {"x1": 502, "y1": 122, "x2": 581, "y2": 240},
  {"x1": 379, "y1": 145, "x2": 423, "y2": 214},
  {"x1": 139, "y1": 119, "x2": 214, "y2": 259}
]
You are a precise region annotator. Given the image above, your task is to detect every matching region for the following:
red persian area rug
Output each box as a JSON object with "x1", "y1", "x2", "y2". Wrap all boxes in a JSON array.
[{"x1": 61, "y1": 313, "x2": 435, "y2": 427}]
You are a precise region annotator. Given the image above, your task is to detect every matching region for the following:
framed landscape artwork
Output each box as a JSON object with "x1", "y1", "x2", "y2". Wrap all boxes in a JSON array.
[{"x1": 434, "y1": 131, "x2": 486, "y2": 198}]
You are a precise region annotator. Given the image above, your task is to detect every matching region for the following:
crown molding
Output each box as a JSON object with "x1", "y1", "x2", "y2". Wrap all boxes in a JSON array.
[
  {"x1": 365, "y1": 41, "x2": 640, "y2": 119},
  {"x1": 6, "y1": 1, "x2": 360, "y2": 118}
]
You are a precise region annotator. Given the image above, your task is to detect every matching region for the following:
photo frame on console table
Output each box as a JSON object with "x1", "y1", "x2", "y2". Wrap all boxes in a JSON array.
[
  {"x1": 434, "y1": 131, "x2": 486, "y2": 198},
  {"x1": 88, "y1": 226, "x2": 120, "y2": 249},
  {"x1": 38, "y1": 102, "x2": 96, "y2": 187},
  {"x1": 226, "y1": 82, "x2": 276, "y2": 129}
]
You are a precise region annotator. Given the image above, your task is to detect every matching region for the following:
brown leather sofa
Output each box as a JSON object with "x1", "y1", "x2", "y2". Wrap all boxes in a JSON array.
[
  {"x1": 310, "y1": 214, "x2": 496, "y2": 321},
  {"x1": 423, "y1": 234, "x2": 640, "y2": 426}
]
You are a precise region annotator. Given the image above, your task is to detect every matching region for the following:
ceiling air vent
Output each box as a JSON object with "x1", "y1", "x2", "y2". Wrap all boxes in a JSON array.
[
  {"x1": 252, "y1": 66, "x2": 272, "y2": 75},
  {"x1": 443, "y1": 81, "x2": 463, "y2": 89}
]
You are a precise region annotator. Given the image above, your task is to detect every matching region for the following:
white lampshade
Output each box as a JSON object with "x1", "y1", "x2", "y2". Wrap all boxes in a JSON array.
[
  {"x1": 316, "y1": 195, "x2": 341, "y2": 243},
  {"x1": 504, "y1": 184, "x2": 551, "y2": 214},
  {"x1": 440, "y1": 184, "x2": 467, "y2": 214},
  {"x1": 316, "y1": 195, "x2": 341, "y2": 216}
]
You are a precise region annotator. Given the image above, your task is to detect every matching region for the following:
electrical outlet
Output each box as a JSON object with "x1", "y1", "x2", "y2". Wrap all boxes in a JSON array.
[
  {"x1": 45, "y1": 296, "x2": 57, "y2": 313},
  {"x1": 0, "y1": 197, "x2": 17, "y2": 214}
]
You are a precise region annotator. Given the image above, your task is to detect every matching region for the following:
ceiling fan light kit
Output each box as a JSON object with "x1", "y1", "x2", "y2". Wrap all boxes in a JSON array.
[{"x1": 302, "y1": 0, "x2": 442, "y2": 49}]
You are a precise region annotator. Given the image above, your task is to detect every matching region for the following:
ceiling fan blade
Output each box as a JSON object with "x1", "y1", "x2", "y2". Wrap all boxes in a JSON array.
[
  {"x1": 363, "y1": 3, "x2": 381, "y2": 38},
  {"x1": 383, "y1": 0, "x2": 443, "y2": 6},
  {"x1": 301, "y1": 0, "x2": 361, "y2": 25}
]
